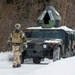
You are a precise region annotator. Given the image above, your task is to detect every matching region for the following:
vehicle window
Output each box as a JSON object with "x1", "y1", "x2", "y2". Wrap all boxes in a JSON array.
[
  {"x1": 25, "y1": 30, "x2": 42, "y2": 38},
  {"x1": 25, "y1": 29, "x2": 64, "y2": 39},
  {"x1": 31, "y1": 31, "x2": 41, "y2": 38},
  {"x1": 43, "y1": 30, "x2": 63, "y2": 39},
  {"x1": 25, "y1": 32, "x2": 32, "y2": 38}
]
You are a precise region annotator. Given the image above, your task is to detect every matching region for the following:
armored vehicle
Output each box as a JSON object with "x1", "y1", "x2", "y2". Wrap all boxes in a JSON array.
[
  {"x1": 21, "y1": 6, "x2": 75, "y2": 64},
  {"x1": 21, "y1": 26, "x2": 75, "y2": 64}
]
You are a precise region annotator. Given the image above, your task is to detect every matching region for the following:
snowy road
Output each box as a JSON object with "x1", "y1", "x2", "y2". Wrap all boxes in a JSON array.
[
  {"x1": 0, "y1": 59, "x2": 51, "y2": 75},
  {"x1": 0, "y1": 52, "x2": 52, "y2": 75},
  {"x1": 0, "y1": 52, "x2": 75, "y2": 75},
  {"x1": 0, "y1": 62, "x2": 45, "y2": 75}
]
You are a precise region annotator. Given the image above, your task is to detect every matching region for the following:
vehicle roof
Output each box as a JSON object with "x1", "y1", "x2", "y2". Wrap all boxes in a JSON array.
[{"x1": 27, "y1": 26, "x2": 74, "y2": 32}]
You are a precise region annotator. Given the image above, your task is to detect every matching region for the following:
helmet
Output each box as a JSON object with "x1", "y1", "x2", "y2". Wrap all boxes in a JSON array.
[{"x1": 15, "y1": 23, "x2": 21, "y2": 28}]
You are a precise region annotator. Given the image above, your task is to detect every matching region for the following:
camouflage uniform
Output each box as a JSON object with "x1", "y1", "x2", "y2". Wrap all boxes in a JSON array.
[{"x1": 8, "y1": 23, "x2": 26, "y2": 68}]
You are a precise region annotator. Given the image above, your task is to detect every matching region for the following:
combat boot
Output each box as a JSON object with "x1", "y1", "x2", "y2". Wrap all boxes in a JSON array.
[
  {"x1": 16, "y1": 64, "x2": 21, "y2": 68},
  {"x1": 12, "y1": 65, "x2": 17, "y2": 68}
]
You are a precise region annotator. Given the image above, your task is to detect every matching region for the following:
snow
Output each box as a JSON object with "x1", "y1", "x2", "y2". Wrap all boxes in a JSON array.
[
  {"x1": 0, "y1": 52, "x2": 75, "y2": 75},
  {"x1": 0, "y1": 51, "x2": 13, "y2": 62},
  {"x1": 27, "y1": 26, "x2": 74, "y2": 31},
  {"x1": 45, "y1": 39, "x2": 62, "y2": 43},
  {"x1": 27, "y1": 26, "x2": 42, "y2": 29},
  {"x1": 51, "y1": 26, "x2": 73, "y2": 31},
  {"x1": 58, "y1": 26, "x2": 73, "y2": 31},
  {"x1": 29, "y1": 57, "x2": 75, "y2": 75}
]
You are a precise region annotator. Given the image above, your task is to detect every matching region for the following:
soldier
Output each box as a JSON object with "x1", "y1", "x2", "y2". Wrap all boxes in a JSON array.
[{"x1": 8, "y1": 23, "x2": 26, "y2": 68}]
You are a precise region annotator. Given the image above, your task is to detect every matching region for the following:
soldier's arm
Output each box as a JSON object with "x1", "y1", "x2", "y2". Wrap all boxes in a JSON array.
[
  {"x1": 21, "y1": 31, "x2": 27, "y2": 42},
  {"x1": 8, "y1": 33, "x2": 12, "y2": 43}
]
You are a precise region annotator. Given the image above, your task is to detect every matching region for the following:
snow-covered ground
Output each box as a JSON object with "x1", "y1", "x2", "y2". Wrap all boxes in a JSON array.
[{"x1": 0, "y1": 52, "x2": 75, "y2": 75}]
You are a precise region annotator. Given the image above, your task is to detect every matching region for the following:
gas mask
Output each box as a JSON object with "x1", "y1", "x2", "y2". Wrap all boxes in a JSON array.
[{"x1": 15, "y1": 27, "x2": 20, "y2": 33}]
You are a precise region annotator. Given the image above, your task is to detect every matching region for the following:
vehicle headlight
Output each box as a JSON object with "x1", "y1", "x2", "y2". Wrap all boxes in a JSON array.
[{"x1": 43, "y1": 44, "x2": 47, "y2": 48}]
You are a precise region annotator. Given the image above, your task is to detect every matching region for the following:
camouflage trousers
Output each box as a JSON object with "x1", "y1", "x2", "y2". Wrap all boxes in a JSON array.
[{"x1": 12, "y1": 45, "x2": 21, "y2": 66}]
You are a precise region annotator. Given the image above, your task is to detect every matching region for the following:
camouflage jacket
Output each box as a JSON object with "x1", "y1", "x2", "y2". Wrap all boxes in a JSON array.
[{"x1": 8, "y1": 30, "x2": 26, "y2": 44}]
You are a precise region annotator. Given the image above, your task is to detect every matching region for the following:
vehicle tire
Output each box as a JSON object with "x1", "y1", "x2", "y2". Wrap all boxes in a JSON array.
[
  {"x1": 66, "y1": 49, "x2": 70, "y2": 57},
  {"x1": 21, "y1": 51, "x2": 25, "y2": 64},
  {"x1": 20, "y1": 55, "x2": 24, "y2": 64},
  {"x1": 73, "y1": 48, "x2": 75, "y2": 56},
  {"x1": 53, "y1": 46, "x2": 61, "y2": 62},
  {"x1": 21, "y1": 57, "x2": 24, "y2": 64},
  {"x1": 33, "y1": 57, "x2": 41, "y2": 64}
]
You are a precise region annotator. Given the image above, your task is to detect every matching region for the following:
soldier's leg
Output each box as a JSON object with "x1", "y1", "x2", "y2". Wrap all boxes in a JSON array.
[
  {"x1": 16, "y1": 52, "x2": 21, "y2": 67},
  {"x1": 15, "y1": 46, "x2": 21, "y2": 67},
  {"x1": 12, "y1": 45, "x2": 17, "y2": 67},
  {"x1": 16, "y1": 52, "x2": 21, "y2": 63},
  {"x1": 13, "y1": 55, "x2": 17, "y2": 67}
]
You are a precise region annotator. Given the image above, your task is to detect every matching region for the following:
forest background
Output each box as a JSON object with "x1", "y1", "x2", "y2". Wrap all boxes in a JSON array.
[{"x1": 0, "y1": 0, "x2": 74, "y2": 51}]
